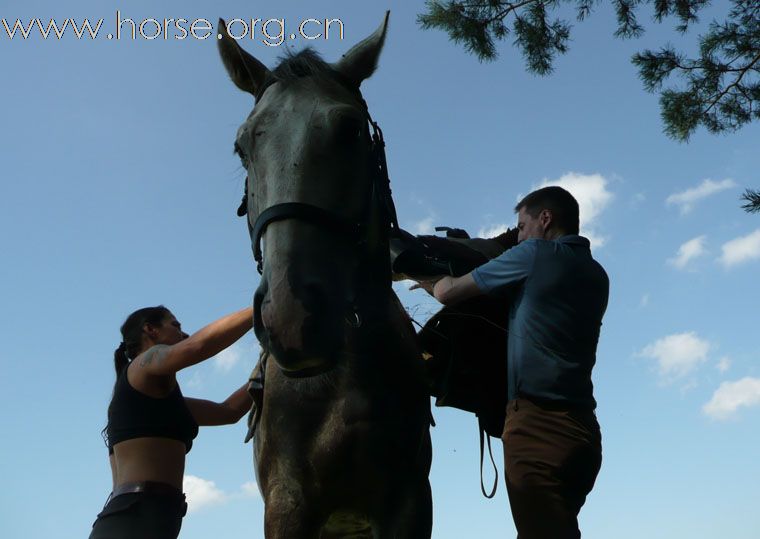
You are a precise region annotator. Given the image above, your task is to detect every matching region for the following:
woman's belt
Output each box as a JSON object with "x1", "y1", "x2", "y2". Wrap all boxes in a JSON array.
[{"x1": 110, "y1": 481, "x2": 183, "y2": 499}]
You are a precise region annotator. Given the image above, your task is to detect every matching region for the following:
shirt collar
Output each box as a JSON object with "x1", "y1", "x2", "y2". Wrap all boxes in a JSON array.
[{"x1": 556, "y1": 234, "x2": 590, "y2": 246}]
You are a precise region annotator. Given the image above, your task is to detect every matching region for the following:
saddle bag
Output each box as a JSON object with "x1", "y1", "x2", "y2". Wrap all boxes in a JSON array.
[{"x1": 420, "y1": 296, "x2": 508, "y2": 438}]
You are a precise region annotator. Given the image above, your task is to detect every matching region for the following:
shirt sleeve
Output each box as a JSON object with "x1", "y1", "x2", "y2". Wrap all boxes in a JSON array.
[{"x1": 471, "y1": 239, "x2": 537, "y2": 295}]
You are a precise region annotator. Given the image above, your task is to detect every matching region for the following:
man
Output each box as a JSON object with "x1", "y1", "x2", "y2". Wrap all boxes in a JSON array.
[{"x1": 413, "y1": 186, "x2": 609, "y2": 538}]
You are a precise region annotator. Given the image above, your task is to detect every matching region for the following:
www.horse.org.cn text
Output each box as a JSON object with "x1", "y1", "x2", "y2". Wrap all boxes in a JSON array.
[{"x1": 1, "y1": 11, "x2": 346, "y2": 46}]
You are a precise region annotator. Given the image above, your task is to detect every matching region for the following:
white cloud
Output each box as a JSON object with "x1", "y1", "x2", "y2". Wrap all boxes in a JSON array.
[
  {"x1": 679, "y1": 378, "x2": 698, "y2": 395},
  {"x1": 412, "y1": 215, "x2": 435, "y2": 235},
  {"x1": 240, "y1": 481, "x2": 261, "y2": 498},
  {"x1": 213, "y1": 343, "x2": 242, "y2": 373},
  {"x1": 478, "y1": 223, "x2": 509, "y2": 238},
  {"x1": 716, "y1": 357, "x2": 731, "y2": 373},
  {"x1": 718, "y1": 229, "x2": 760, "y2": 268},
  {"x1": 631, "y1": 193, "x2": 646, "y2": 207},
  {"x1": 184, "y1": 475, "x2": 228, "y2": 514},
  {"x1": 640, "y1": 293, "x2": 650, "y2": 308},
  {"x1": 667, "y1": 235, "x2": 708, "y2": 269},
  {"x1": 582, "y1": 231, "x2": 607, "y2": 249},
  {"x1": 703, "y1": 377, "x2": 760, "y2": 420},
  {"x1": 183, "y1": 477, "x2": 261, "y2": 512},
  {"x1": 638, "y1": 332, "x2": 711, "y2": 381},
  {"x1": 666, "y1": 178, "x2": 736, "y2": 215},
  {"x1": 211, "y1": 340, "x2": 260, "y2": 373},
  {"x1": 533, "y1": 173, "x2": 613, "y2": 248},
  {"x1": 184, "y1": 371, "x2": 204, "y2": 390}
]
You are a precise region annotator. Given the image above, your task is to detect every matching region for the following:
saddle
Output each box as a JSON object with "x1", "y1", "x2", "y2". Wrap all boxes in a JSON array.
[{"x1": 391, "y1": 226, "x2": 518, "y2": 497}]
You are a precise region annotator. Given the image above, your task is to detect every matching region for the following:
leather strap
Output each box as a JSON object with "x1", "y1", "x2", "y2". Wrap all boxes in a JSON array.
[
  {"x1": 251, "y1": 202, "x2": 361, "y2": 274},
  {"x1": 479, "y1": 420, "x2": 499, "y2": 499}
]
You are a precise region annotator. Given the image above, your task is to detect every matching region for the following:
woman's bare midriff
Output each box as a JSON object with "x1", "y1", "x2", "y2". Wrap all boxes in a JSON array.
[{"x1": 112, "y1": 437, "x2": 187, "y2": 489}]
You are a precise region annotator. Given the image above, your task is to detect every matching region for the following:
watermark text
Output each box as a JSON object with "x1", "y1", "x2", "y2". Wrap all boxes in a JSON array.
[{"x1": 2, "y1": 12, "x2": 345, "y2": 46}]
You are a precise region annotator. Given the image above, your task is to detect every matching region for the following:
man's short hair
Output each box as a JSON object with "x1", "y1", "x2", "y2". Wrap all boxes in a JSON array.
[{"x1": 515, "y1": 186, "x2": 580, "y2": 234}]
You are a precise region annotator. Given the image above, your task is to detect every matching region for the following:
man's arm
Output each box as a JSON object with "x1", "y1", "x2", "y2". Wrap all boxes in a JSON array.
[
  {"x1": 412, "y1": 240, "x2": 536, "y2": 303},
  {"x1": 410, "y1": 273, "x2": 483, "y2": 305},
  {"x1": 433, "y1": 273, "x2": 483, "y2": 305}
]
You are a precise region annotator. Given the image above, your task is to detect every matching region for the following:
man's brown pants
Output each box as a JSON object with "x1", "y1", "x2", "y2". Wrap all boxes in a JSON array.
[{"x1": 502, "y1": 398, "x2": 602, "y2": 539}]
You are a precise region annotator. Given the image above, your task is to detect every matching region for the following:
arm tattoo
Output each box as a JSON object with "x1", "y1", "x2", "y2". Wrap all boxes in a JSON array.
[{"x1": 139, "y1": 345, "x2": 170, "y2": 367}]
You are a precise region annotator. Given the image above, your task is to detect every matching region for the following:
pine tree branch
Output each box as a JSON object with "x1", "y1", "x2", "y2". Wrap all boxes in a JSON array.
[
  {"x1": 418, "y1": 0, "x2": 760, "y2": 139},
  {"x1": 703, "y1": 52, "x2": 760, "y2": 114},
  {"x1": 482, "y1": 1, "x2": 542, "y2": 26},
  {"x1": 740, "y1": 188, "x2": 760, "y2": 213}
]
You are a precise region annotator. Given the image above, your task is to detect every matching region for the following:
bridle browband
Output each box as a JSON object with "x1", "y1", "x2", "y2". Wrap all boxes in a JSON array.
[{"x1": 239, "y1": 74, "x2": 401, "y2": 277}]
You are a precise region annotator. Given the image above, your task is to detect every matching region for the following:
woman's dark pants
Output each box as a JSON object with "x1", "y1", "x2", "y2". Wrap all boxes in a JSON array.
[{"x1": 89, "y1": 491, "x2": 187, "y2": 539}]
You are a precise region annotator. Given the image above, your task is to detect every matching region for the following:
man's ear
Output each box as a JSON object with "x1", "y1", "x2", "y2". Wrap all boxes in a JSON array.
[{"x1": 540, "y1": 209, "x2": 553, "y2": 230}]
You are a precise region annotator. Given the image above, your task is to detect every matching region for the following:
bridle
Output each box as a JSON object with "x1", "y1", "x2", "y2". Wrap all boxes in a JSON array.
[{"x1": 237, "y1": 74, "x2": 401, "y2": 319}]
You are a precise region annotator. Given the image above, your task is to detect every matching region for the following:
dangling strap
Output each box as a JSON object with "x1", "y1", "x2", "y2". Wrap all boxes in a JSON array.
[
  {"x1": 479, "y1": 419, "x2": 499, "y2": 498},
  {"x1": 244, "y1": 352, "x2": 268, "y2": 443}
]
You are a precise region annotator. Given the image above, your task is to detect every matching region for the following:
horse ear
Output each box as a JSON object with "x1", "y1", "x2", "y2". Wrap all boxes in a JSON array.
[
  {"x1": 334, "y1": 11, "x2": 389, "y2": 86},
  {"x1": 217, "y1": 19, "x2": 270, "y2": 97}
]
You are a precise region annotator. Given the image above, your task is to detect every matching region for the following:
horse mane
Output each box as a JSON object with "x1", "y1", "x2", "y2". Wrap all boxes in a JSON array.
[{"x1": 271, "y1": 48, "x2": 339, "y2": 83}]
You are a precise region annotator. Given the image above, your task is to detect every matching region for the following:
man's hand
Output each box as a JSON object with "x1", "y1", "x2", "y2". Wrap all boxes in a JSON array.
[
  {"x1": 409, "y1": 276, "x2": 445, "y2": 296},
  {"x1": 493, "y1": 227, "x2": 519, "y2": 249}
]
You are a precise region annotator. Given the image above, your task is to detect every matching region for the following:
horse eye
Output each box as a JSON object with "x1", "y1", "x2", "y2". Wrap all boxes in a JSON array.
[
  {"x1": 334, "y1": 115, "x2": 364, "y2": 144},
  {"x1": 234, "y1": 142, "x2": 250, "y2": 167}
]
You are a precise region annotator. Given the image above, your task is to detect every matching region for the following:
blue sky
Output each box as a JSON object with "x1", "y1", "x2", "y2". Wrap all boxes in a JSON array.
[{"x1": 2, "y1": 1, "x2": 759, "y2": 538}]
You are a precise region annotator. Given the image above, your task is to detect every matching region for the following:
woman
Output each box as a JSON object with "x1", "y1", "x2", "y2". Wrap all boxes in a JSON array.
[{"x1": 90, "y1": 305, "x2": 254, "y2": 539}]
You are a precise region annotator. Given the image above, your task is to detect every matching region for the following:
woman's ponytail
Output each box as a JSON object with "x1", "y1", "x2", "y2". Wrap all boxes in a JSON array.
[{"x1": 113, "y1": 342, "x2": 130, "y2": 375}]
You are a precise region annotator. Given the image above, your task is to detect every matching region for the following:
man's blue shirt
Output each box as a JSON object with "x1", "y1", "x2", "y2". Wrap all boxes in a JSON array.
[{"x1": 471, "y1": 235, "x2": 609, "y2": 409}]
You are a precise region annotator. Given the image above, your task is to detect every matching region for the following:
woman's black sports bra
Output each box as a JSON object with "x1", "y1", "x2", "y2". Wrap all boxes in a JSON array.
[{"x1": 104, "y1": 365, "x2": 199, "y2": 454}]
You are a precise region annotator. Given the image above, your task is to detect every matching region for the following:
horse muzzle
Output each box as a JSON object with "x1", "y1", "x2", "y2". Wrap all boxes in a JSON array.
[{"x1": 254, "y1": 276, "x2": 347, "y2": 377}]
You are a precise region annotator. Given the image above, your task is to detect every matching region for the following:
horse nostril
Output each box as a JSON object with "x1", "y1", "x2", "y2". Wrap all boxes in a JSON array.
[{"x1": 301, "y1": 282, "x2": 328, "y2": 310}]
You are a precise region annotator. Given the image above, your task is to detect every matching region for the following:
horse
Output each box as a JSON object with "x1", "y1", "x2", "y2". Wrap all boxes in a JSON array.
[{"x1": 217, "y1": 13, "x2": 433, "y2": 538}]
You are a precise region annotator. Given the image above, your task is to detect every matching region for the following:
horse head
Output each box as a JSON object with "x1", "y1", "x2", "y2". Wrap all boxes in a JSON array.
[{"x1": 218, "y1": 13, "x2": 394, "y2": 376}]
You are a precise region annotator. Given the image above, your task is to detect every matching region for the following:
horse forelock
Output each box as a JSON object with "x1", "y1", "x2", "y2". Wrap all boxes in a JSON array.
[
  {"x1": 266, "y1": 48, "x2": 359, "y2": 97},
  {"x1": 271, "y1": 48, "x2": 338, "y2": 84}
]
